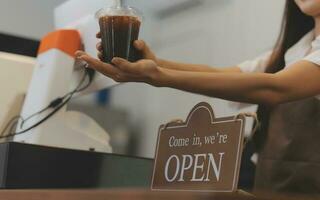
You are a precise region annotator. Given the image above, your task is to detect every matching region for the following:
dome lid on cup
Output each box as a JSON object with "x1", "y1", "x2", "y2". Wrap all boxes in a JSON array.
[{"x1": 95, "y1": 6, "x2": 143, "y2": 21}]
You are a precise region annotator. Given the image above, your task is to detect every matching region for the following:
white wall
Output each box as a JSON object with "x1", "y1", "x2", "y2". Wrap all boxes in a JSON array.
[
  {"x1": 110, "y1": 0, "x2": 286, "y2": 158},
  {"x1": 0, "y1": 0, "x2": 66, "y2": 39}
]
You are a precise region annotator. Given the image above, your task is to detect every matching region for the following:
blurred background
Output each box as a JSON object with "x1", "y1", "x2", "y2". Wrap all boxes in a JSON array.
[{"x1": 0, "y1": 0, "x2": 285, "y2": 159}]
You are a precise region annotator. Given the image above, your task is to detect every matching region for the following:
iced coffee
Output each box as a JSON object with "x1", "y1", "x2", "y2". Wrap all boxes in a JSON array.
[{"x1": 96, "y1": 6, "x2": 142, "y2": 63}]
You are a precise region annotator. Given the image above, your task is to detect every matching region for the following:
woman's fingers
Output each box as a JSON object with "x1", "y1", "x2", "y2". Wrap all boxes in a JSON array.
[
  {"x1": 133, "y1": 40, "x2": 156, "y2": 61},
  {"x1": 112, "y1": 57, "x2": 139, "y2": 74},
  {"x1": 96, "y1": 32, "x2": 101, "y2": 38},
  {"x1": 75, "y1": 51, "x2": 117, "y2": 77},
  {"x1": 97, "y1": 52, "x2": 104, "y2": 61},
  {"x1": 96, "y1": 42, "x2": 103, "y2": 61},
  {"x1": 133, "y1": 40, "x2": 146, "y2": 51},
  {"x1": 96, "y1": 42, "x2": 102, "y2": 51}
]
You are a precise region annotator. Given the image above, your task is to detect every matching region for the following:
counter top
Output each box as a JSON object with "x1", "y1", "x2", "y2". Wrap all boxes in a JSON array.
[
  {"x1": 0, "y1": 189, "x2": 316, "y2": 200},
  {"x1": 0, "y1": 189, "x2": 256, "y2": 200}
]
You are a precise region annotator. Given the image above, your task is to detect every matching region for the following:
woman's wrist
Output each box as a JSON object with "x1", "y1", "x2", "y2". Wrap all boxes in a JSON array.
[
  {"x1": 155, "y1": 58, "x2": 164, "y2": 67},
  {"x1": 148, "y1": 66, "x2": 169, "y2": 87}
]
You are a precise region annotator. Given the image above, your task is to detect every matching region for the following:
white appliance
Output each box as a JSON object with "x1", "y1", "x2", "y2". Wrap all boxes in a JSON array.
[
  {"x1": 0, "y1": 52, "x2": 35, "y2": 139},
  {"x1": 13, "y1": 0, "x2": 121, "y2": 153}
]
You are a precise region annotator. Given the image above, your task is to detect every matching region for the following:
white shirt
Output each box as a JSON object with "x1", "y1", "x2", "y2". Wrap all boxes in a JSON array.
[{"x1": 238, "y1": 30, "x2": 320, "y2": 101}]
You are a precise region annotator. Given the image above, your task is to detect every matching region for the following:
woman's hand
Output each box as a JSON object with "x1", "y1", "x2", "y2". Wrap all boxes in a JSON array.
[
  {"x1": 96, "y1": 32, "x2": 158, "y2": 63},
  {"x1": 75, "y1": 50, "x2": 161, "y2": 85}
]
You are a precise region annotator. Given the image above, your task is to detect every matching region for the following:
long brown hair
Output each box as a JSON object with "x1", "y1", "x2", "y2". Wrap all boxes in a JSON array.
[{"x1": 254, "y1": 0, "x2": 314, "y2": 151}]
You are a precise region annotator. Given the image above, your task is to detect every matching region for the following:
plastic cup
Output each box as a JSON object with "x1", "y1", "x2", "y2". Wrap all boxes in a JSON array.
[{"x1": 96, "y1": 6, "x2": 143, "y2": 63}]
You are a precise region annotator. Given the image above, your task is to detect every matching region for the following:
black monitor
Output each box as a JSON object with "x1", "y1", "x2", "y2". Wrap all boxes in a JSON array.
[{"x1": 0, "y1": 33, "x2": 39, "y2": 57}]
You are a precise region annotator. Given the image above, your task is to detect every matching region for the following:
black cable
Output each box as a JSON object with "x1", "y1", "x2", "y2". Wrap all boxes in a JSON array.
[
  {"x1": 72, "y1": 67, "x2": 95, "y2": 93},
  {"x1": 74, "y1": 69, "x2": 92, "y2": 93},
  {"x1": 0, "y1": 116, "x2": 23, "y2": 137},
  {"x1": 9, "y1": 117, "x2": 21, "y2": 136},
  {"x1": 0, "y1": 65, "x2": 94, "y2": 139},
  {"x1": 3, "y1": 95, "x2": 72, "y2": 138},
  {"x1": 19, "y1": 69, "x2": 88, "y2": 129}
]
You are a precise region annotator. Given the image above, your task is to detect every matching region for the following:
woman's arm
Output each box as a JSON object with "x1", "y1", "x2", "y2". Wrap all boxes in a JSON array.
[
  {"x1": 156, "y1": 58, "x2": 241, "y2": 73},
  {"x1": 156, "y1": 60, "x2": 320, "y2": 106},
  {"x1": 76, "y1": 51, "x2": 320, "y2": 107},
  {"x1": 134, "y1": 40, "x2": 241, "y2": 73}
]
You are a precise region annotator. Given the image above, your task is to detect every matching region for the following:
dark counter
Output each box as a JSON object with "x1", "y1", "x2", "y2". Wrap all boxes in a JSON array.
[{"x1": 0, "y1": 142, "x2": 153, "y2": 189}]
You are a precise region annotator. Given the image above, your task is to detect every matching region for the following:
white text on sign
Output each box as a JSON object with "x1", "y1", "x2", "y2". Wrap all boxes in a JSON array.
[{"x1": 164, "y1": 153, "x2": 225, "y2": 183}]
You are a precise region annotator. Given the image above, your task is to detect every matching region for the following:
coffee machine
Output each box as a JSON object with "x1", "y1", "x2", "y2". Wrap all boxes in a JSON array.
[{"x1": 14, "y1": 0, "x2": 122, "y2": 153}]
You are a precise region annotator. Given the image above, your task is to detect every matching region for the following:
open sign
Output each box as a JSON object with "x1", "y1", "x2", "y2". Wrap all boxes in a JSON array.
[{"x1": 151, "y1": 102, "x2": 245, "y2": 192}]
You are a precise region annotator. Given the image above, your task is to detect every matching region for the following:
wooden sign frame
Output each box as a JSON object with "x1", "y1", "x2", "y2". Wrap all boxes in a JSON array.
[{"x1": 151, "y1": 102, "x2": 246, "y2": 192}]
